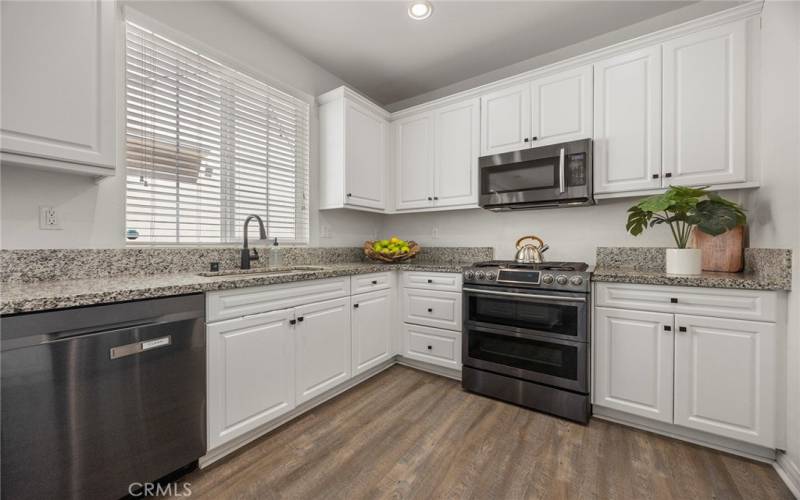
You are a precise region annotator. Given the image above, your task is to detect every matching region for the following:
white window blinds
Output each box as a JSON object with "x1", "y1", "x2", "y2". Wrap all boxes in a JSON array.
[{"x1": 125, "y1": 21, "x2": 310, "y2": 244}]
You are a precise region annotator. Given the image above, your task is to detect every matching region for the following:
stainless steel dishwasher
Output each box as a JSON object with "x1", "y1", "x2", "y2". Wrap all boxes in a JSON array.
[{"x1": 1, "y1": 294, "x2": 206, "y2": 500}]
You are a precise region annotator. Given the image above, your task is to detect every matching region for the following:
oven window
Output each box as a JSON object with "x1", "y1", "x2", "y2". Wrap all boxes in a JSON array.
[
  {"x1": 468, "y1": 295, "x2": 579, "y2": 337},
  {"x1": 481, "y1": 158, "x2": 556, "y2": 195},
  {"x1": 467, "y1": 329, "x2": 578, "y2": 380}
]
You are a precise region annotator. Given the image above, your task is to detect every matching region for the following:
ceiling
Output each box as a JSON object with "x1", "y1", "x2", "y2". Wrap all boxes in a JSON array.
[{"x1": 227, "y1": 1, "x2": 732, "y2": 106}]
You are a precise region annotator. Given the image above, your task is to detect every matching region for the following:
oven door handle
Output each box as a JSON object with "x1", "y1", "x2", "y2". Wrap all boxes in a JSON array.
[
  {"x1": 463, "y1": 287, "x2": 586, "y2": 303},
  {"x1": 558, "y1": 147, "x2": 566, "y2": 194}
]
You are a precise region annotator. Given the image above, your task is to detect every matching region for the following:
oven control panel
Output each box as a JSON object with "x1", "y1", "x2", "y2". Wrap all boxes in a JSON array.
[{"x1": 463, "y1": 263, "x2": 590, "y2": 292}]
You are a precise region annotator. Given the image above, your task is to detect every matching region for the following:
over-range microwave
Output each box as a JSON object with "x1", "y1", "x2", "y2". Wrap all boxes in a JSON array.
[{"x1": 478, "y1": 139, "x2": 593, "y2": 211}]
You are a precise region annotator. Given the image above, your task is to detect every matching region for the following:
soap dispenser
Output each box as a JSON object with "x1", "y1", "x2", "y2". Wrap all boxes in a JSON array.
[{"x1": 270, "y1": 237, "x2": 282, "y2": 268}]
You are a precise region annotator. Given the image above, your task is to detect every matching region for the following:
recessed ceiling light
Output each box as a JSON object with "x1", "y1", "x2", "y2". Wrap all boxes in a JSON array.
[{"x1": 408, "y1": 1, "x2": 433, "y2": 20}]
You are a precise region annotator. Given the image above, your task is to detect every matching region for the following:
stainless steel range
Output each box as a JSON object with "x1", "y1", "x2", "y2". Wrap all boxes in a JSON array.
[{"x1": 461, "y1": 260, "x2": 592, "y2": 423}]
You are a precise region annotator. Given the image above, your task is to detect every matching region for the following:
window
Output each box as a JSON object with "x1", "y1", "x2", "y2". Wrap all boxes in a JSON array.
[{"x1": 125, "y1": 21, "x2": 310, "y2": 244}]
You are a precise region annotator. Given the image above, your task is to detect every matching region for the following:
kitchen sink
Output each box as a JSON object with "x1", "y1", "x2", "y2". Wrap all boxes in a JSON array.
[{"x1": 197, "y1": 266, "x2": 327, "y2": 277}]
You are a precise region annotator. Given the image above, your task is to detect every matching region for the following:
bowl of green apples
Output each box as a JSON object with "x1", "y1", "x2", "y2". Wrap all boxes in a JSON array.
[{"x1": 364, "y1": 236, "x2": 420, "y2": 262}]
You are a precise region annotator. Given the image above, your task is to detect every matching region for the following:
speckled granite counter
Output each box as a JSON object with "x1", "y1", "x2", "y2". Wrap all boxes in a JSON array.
[
  {"x1": 0, "y1": 261, "x2": 475, "y2": 315},
  {"x1": 592, "y1": 247, "x2": 792, "y2": 291}
]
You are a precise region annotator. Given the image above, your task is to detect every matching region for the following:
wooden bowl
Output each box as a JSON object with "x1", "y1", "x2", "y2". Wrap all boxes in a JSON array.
[{"x1": 363, "y1": 240, "x2": 421, "y2": 263}]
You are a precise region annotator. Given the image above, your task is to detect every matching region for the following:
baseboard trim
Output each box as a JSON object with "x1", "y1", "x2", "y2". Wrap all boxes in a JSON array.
[
  {"x1": 593, "y1": 406, "x2": 777, "y2": 463},
  {"x1": 776, "y1": 454, "x2": 800, "y2": 499},
  {"x1": 395, "y1": 356, "x2": 462, "y2": 380},
  {"x1": 200, "y1": 359, "x2": 396, "y2": 468}
]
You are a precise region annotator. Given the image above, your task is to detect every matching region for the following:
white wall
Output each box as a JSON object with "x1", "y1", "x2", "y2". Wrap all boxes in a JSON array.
[{"x1": 0, "y1": 0, "x2": 382, "y2": 249}]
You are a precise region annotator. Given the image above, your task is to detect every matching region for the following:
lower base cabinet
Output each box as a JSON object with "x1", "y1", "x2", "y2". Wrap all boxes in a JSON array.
[
  {"x1": 295, "y1": 297, "x2": 352, "y2": 404},
  {"x1": 351, "y1": 289, "x2": 392, "y2": 375},
  {"x1": 594, "y1": 284, "x2": 780, "y2": 449},
  {"x1": 207, "y1": 309, "x2": 296, "y2": 450}
]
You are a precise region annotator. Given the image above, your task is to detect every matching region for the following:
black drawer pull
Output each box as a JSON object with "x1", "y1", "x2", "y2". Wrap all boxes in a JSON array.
[
  {"x1": 289, "y1": 319, "x2": 297, "y2": 325},
  {"x1": 427, "y1": 308, "x2": 433, "y2": 313},
  {"x1": 297, "y1": 316, "x2": 304, "y2": 322},
  {"x1": 679, "y1": 326, "x2": 687, "y2": 332},
  {"x1": 353, "y1": 303, "x2": 359, "y2": 309},
  {"x1": 664, "y1": 325, "x2": 672, "y2": 331},
  {"x1": 371, "y1": 280, "x2": 378, "y2": 285},
  {"x1": 427, "y1": 345, "x2": 432, "y2": 350},
  {"x1": 670, "y1": 298, "x2": 678, "y2": 303},
  {"x1": 652, "y1": 174, "x2": 659, "y2": 179},
  {"x1": 664, "y1": 173, "x2": 672, "y2": 178},
  {"x1": 427, "y1": 279, "x2": 433, "y2": 283}
]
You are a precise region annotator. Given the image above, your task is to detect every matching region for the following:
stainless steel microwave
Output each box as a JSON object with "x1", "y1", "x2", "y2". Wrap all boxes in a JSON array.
[{"x1": 478, "y1": 139, "x2": 593, "y2": 211}]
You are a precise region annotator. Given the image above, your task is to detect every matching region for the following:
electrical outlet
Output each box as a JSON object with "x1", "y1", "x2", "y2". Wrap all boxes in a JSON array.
[{"x1": 39, "y1": 206, "x2": 61, "y2": 230}]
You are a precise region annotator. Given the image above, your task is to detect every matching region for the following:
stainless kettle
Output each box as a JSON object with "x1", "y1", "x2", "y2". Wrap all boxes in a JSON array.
[{"x1": 514, "y1": 235, "x2": 549, "y2": 264}]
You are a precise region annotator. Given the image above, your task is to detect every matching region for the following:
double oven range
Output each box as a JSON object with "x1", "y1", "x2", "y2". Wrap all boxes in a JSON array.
[{"x1": 461, "y1": 261, "x2": 592, "y2": 423}]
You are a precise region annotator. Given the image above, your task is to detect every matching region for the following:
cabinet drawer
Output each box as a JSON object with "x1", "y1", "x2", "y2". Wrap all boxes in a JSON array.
[
  {"x1": 403, "y1": 323, "x2": 461, "y2": 370},
  {"x1": 402, "y1": 271, "x2": 462, "y2": 291},
  {"x1": 351, "y1": 271, "x2": 392, "y2": 294},
  {"x1": 403, "y1": 288, "x2": 461, "y2": 331},
  {"x1": 207, "y1": 277, "x2": 350, "y2": 323},
  {"x1": 594, "y1": 283, "x2": 778, "y2": 322}
]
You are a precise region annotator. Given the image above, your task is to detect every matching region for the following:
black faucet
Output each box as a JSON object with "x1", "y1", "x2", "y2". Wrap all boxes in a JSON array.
[{"x1": 241, "y1": 214, "x2": 267, "y2": 269}]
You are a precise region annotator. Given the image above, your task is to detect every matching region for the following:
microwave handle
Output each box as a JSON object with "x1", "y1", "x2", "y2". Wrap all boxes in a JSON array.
[{"x1": 558, "y1": 148, "x2": 566, "y2": 194}]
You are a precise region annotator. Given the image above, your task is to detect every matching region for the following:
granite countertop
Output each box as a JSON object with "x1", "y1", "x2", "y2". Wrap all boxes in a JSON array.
[
  {"x1": 0, "y1": 261, "x2": 472, "y2": 315},
  {"x1": 592, "y1": 247, "x2": 792, "y2": 291}
]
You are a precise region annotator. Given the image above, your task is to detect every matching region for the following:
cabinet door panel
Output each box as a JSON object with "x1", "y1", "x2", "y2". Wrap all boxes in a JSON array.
[
  {"x1": 662, "y1": 22, "x2": 746, "y2": 186},
  {"x1": 594, "y1": 47, "x2": 662, "y2": 194},
  {"x1": 594, "y1": 307, "x2": 674, "y2": 423},
  {"x1": 674, "y1": 314, "x2": 775, "y2": 447},
  {"x1": 207, "y1": 310, "x2": 295, "y2": 449},
  {"x1": 434, "y1": 99, "x2": 479, "y2": 207},
  {"x1": 0, "y1": 0, "x2": 115, "y2": 170},
  {"x1": 395, "y1": 113, "x2": 434, "y2": 210},
  {"x1": 352, "y1": 289, "x2": 392, "y2": 375},
  {"x1": 480, "y1": 83, "x2": 530, "y2": 155},
  {"x1": 531, "y1": 66, "x2": 593, "y2": 147},
  {"x1": 345, "y1": 102, "x2": 386, "y2": 209},
  {"x1": 295, "y1": 297, "x2": 351, "y2": 404}
]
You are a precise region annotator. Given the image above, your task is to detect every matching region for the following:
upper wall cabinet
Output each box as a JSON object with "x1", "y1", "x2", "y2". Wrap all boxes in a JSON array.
[
  {"x1": 319, "y1": 88, "x2": 389, "y2": 212},
  {"x1": 394, "y1": 98, "x2": 479, "y2": 211},
  {"x1": 0, "y1": 0, "x2": 116, "y2": 176},
  {"x1": 662, "y1": 21, "x2": 746, "y2": 187},
  {"x1": 594, "y1": 46, "x2": 663, "y2": 194},
  {"x1": 480, "y1": 66, "x2": 593, "y2": 156}
]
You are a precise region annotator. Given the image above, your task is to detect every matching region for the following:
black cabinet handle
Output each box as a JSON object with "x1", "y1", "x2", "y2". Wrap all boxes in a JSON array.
[
  {"x1": 427, "y1": 345, "x2": 432, "y2": 350},
  {"x1": 427, "y1": 196, "x2": 433, "y2": 201},
  {"x1": 652, "y1": 174, "x2": 660, "y2": 179},
  {"x1": 353, "y1": 303, "x2": 359, "y2": 309},
  {"x1": 297, "y1": 316, "x2": 304, "y2": 322},
  {"x1": 679, "y1": 326, "x2": 687, "y2": 332},
  {"x1": 670, "y1": 298, "x2": 678, "y2": 303},
  {"x1": 664, "y1": 173, "x2": 672, "y2": 178},
  {"x1": 433, "y1": 196, "x2": 439, "y2": 200},
  {"x1": 371, "y1": 280, "x2": 378, "y2": 285},
  {"x1": 427, "y1": 308, "x2": 433, "y2": 313},
  {"x1": 289, "y1": 319, "x2": 297, "y2": 325},
  {"x1": 664, "y1": 325, "x2": 672, "y2": 331},
  {"x1": 427, "y1": 279, "x2": 433, "y2": 283},
  {"x1": 347, "y1": 193, "x2": 352, "y2": 197},
  {"x1": 524, "y1": 138, "x2": 529, "y2": 142},
  {"x1": 532, "y1": 136, "x2": 538, "y2": 141}
]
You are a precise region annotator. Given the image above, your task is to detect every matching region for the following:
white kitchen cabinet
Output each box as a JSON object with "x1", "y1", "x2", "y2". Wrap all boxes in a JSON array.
[
  {"x1": 594, "y1": 307, "x2": 674, "y2": 423},
  {"x1": 402, "y1": 288, "x2": 462, "y2": 332},
  {"x1": 394, "y1": 112, "x2": 435, "y2": 210},
  {"x1": 294, "y1": 297, "x2": 351, "y2": 404},
  {"x1": 480, "y1": 83, "x2": 531, "y2": 156},
  {"x1": 319, "y1": 87, "x2": 389, "y2": 211},
  {"x1": 0, "y1": 0, "x2": 116, "y2": 175},
  {"x1": 662, "y1": 21, "x2": 746, "y2": 187},
  {"x1": 433, "y1": 98, "x2": 480, "y2": 208},
  {"x1": 403, "y1": 323, "x2": 461, "y2": 370},
  {"x1": 351, "y1": 288, "x2": 393, "y2": 375},
  {"x1": 593, "y1": 46, "x2": 662, "y2": 194},
  {"x1": 674, "y1": 314, "x2": 776, "y2": 447},
  {"x1": 530, "y1": 65, "x2": 593, "y2": 147},
  {"x1": 207, "y1": 309, "x2": 295, "y2": 449}
]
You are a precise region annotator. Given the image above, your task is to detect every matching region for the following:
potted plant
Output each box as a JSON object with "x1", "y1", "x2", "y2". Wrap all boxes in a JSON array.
[{"x1": 626, "y1": 186, "x2": 746, "y2": 275}]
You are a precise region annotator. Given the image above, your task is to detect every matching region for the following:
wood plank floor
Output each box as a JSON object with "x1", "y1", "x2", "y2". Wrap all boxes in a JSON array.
[{"x1": 170, "y1": 366, "x2": 793, "y2": 500}]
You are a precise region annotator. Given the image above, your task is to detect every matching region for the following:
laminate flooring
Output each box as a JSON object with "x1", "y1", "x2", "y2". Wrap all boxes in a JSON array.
[{"x1": 168, "y1": 365, "x2": 794, "y2": 500}]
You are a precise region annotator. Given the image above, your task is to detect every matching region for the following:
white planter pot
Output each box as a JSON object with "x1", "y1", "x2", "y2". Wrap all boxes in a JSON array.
[{"x1": 665, "y1": 248, "x2": 702, "y2": 275}]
